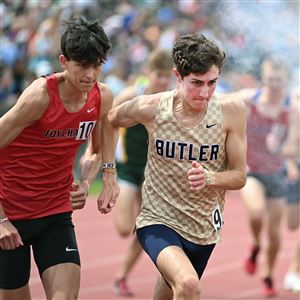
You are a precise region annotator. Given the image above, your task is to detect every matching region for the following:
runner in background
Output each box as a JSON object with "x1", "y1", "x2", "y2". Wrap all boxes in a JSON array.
[
  {"x1": 231, "y1": 56, "x2": 291, "y2": 297},
  {"x1": 112, "y1": 49, "x2": 173, "y2": 296},
  {"x1": 266, "y1": 86, "x2": 300, "y2": 294}
]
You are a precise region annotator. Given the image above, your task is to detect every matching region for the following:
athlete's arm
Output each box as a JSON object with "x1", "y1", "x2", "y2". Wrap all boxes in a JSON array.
[
  {"x1": 0, "y1": 78, "x2": 49, "y2": 148},
  {"x1": 108, "y1": 93, "x2": 160, "y2": 130},
  {"x1": 208, "y1": 97, "x2": 247, "y2": 190},
  {"x1": 95, "y1": 83, "x2": 120, "y2": 214},
  {"x1": 0, "y1": 202, "x2": 23, "y2": 250},
  {"x1": 187, "y1": 97, "x2": 247, "y2": 191},
  {"x1": 281, "y1": 104, "x2": 300, "y2": 158},
  {"x1": 113, "y1": 85, "x2": 136, "y2": 107}
]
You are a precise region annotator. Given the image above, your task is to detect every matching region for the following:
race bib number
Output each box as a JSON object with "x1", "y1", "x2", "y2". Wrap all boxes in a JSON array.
[
  {"x1": 76, "y1": 121, "x2": 96, "y2": 140},
  {"x1": 212, "y1": 204, "x2": 224, "y2": 231}
]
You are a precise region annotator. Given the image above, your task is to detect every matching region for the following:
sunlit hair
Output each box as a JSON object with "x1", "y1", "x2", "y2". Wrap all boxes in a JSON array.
[
  {"x1": 148, "y1": 49, "x2": 173, "y2": 72},
  {"x1": 61, "y1": 16, "x2": 111, "y2": 65},
  {"x1": 172, "y1": 34, "x2": 226, "y2": 78}
]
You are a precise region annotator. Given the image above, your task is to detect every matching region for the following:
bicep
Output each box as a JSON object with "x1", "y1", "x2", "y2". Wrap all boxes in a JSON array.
[
  {"x1": 109, "y1": 96, "x2": 157, "y2": 128},
  {"x1": 89, "y1": 119, "x2": 102, "y2": 154},
  {"x1": 0, "y1": 82, "x2": 48, "y2": 147},
  {"x1": 108, "y1": 98, "x2": 141, "y2": 127}
]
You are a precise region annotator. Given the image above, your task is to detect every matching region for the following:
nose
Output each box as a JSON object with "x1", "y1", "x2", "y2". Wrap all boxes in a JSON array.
[
  {"x1": 84, "y1": 67, "x2": 95, "y2": 80},
  {"x1": 199, "y1": 85, "x2": 209, "y2": 98}
]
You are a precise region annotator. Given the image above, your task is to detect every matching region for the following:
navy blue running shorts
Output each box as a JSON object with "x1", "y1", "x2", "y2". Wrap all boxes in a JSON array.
[
  {"x1": 0, "y1": 212, "x2": 80, "y2": 289},
  {"x1": 136, "y1": 224, "x2": 215, "y2": 279}
]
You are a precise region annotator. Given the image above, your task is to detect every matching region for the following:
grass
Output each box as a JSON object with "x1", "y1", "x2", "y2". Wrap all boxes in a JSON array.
[{"x1": 89, "y1": 180, "x2": 102, "y2": 195}]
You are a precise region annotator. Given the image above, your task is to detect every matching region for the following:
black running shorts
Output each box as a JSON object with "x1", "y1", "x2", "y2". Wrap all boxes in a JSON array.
[{"x1": 0, "y1": 212, "x2": 80, "y2": 289}]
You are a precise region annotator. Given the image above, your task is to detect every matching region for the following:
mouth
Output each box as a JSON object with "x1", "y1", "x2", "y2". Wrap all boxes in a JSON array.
[{"x1": 81, "y1": 81, "x2": 94, "y2": 85}]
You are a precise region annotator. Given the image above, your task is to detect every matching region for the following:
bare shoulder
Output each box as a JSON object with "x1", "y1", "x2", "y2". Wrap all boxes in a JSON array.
[
  {"x1": 17, "y1": 77, "x2": 49, "y2": 111},
  {"x1": 1, "y1": 77, "x2": 49, "y2": 127},
  {"x1": 97, "y1": 82, "x2": 113, "y2": 115},
  {"x1": 97, "y1": 82, "x2": 113, "y2": 102},
  {"x1": 219, "y1": 93, "x2": 247, "y2": 113},
  {"x1": 218, "y1": 93, "x2": 247, "y2": 131},
  {"x1": 137, "y1": 92, "x2": 163, "y2": 115}
]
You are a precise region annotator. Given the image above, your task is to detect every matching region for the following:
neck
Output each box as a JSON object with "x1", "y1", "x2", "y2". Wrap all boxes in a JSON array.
[
  {"x1": 173, "y1": 90, "x2": 208, "y2": 119},
  {"x1": 263, "y1": 87, "x2": 286, "y2": 104}
]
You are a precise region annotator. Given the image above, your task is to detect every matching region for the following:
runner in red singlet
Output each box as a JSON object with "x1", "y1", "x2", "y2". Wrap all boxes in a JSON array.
[
  {"x1": 230, "y1": 56, "x2": 290, "y2": 297},
  {"x1": 0, "y1": 17, "x2": 119, "y2": 300}
]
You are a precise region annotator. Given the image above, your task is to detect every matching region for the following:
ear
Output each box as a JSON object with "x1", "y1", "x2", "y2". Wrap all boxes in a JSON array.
[
  {"x1": 173, "y1": 68, "x2": 183, "y2": 83},
  {"x1": 59, "y1": 55, "x2": 68, "y2": 69}
]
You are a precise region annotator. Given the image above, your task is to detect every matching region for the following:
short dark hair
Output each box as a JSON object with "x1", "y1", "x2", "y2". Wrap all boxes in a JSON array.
[
  {"x1": 61, "y1": 16, "x2": 111, "y2": 65},
  {"x1": 172, "y1": 34, "x2": 226, "y2": 78}
]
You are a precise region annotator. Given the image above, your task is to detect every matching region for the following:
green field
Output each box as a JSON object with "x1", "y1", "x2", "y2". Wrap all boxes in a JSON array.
[{"x1": 89, "y1": 180, "x2": 102, "y2": 195}]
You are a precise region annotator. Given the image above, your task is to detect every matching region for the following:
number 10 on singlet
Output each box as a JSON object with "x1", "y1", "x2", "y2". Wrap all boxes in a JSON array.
[
  {"x1": 212, "y1": 204, "x2": 224, "y2": 231},
  {"x1": 76, "y1": 121, "x2": 96, "y2": 140}
]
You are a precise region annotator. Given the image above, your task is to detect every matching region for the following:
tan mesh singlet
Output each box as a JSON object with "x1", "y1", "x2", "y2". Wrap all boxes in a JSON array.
[{"x1": 136, "y1": 91, "x2": 228, "y2": 244}]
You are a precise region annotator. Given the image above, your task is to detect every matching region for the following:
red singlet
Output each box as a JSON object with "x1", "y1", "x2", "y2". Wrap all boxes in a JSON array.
[{"x1": 0, "y1": 74, "x2": 101, "y2": 220}]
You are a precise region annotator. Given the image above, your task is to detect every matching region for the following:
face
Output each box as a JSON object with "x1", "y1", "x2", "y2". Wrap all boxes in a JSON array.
[
  {"x1": 175, "y1": 65, "x2": 220, "y2": 111},
  {"x1": 148, "y1": 69, "x2": 173, "y2": 93},
  {"x1": 59, "y1": 55, "x2": 102, "y2": 92},
  {"x1": 262, "y1": 63, "x2": 288, "y2": 93}
]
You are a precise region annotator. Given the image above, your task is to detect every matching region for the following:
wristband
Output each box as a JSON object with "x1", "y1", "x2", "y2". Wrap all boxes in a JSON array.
[
  {"x1": 204, "y1": 170, "x2": 211, "y2": 186},
  {"x1": 101, "y1": 162, "x2": 116, "y2": 169},
  {"x1": 0, "y1": 216, "x2": 9, "y2": 224},
  {"x1": 102, "y1": 168, "x2": 116, "y2": 174}
]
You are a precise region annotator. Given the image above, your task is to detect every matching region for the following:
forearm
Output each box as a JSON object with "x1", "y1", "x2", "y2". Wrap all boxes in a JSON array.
[
  {"x1": 80, "y1": 157, "x2": 101, "y2": 186},
  {"x1": 208, "y1": 169, "x2": 247, "y2": 190},
  {"x1": 0, "y1": 202, "x2": 8, "y2": 220},
  {"x1": 101, "y1": 116, "x2": 119, "y2": 164}
]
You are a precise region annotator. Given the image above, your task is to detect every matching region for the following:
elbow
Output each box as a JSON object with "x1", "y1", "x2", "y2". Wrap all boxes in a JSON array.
[
  {"x1": 238, "y1": 172, "x2": 247, "y2": 189},
  {"x1": 107, "y1": 109, "x2": 117, "y2": 127}
]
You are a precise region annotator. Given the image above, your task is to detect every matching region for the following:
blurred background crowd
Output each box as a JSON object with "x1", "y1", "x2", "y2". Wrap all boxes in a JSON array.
[
  {"x1": 0, "y1": 0, "x2": 299, "y2": 177},
  {"x1": 1, "y1": 0, "x2": 299, "y2": 115}
]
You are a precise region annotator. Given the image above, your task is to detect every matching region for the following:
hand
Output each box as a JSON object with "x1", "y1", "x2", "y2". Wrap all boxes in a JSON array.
[
  {"x1": 70, "y1": 181, "x2": 89, "y2": 210},
  {"x1": 0, "y1": 221, "x2": 23, "y2": 250},
  {"x1": 97, "y1": 173, "x2": 120, "y2": 214},
  {"x1": 266, "y1": 133, "x2": 280, "y2": 154},
  {"x1": 187, "y1": 161, "x2": 206, "y2": 191}
]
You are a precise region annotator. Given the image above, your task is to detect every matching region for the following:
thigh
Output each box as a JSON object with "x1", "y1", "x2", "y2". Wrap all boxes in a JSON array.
[
  {"x1": 32, "y1": 212, "x2": 80, "y2": 277},
  {"x1": 182, "y1": 240, "x2": 215, "y2": 279},
  {"x1": 42, "y1": 263, "x2": 80, "y2": 300},
  {"x1": 241, "y1": 175, "x2": 266, "y2": 213},
  {"x1": 0, "y1": 244, "x2": 31, "y2": 289},
  {"x1": 136, "y1": 224, "x2": 183, "y2": 265},
  {"x1": 114, "y1": 181, "x2": 141, "y2": 233},
  {"x1": 136, "y1": 224, "x2": 197, "y2": 286}
]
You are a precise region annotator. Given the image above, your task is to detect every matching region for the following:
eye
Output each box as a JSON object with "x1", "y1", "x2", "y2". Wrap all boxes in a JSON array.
[{"x1": 192, "y1": 81, "x2": 201, "y2": 86}]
